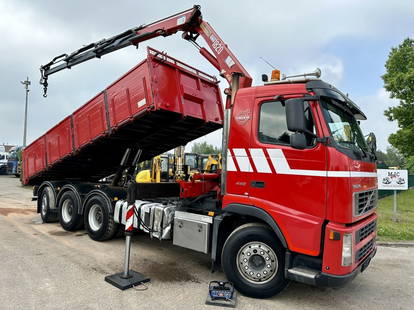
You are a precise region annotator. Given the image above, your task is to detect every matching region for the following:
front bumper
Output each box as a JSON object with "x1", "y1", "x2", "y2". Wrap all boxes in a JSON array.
[
  {"x1": 286, "y1": 246, "x2": 376, "y2": 287},
  {"x1": 315, "y1": 246, "x2": 376, "y2": 287}
]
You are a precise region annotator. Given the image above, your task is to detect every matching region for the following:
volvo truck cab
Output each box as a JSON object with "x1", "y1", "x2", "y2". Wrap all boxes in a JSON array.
[{"x1": 223, "y1": 79, "x2": 377, "y2": 288}]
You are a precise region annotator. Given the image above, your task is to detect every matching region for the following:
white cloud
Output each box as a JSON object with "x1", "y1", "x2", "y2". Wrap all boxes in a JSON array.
[{"x1": 358, "y1": 88, "x2": 399, "y2": 151}]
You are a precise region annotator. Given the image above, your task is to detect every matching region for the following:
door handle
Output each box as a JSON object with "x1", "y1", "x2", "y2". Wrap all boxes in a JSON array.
[{"x1": 251, "y1": 181, "x2": 265, "y2": 188}]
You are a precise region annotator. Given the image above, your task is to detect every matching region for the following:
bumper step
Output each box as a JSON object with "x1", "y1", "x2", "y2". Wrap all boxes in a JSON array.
[{"x1": 286, "y1": 267, "x2": 318, "y2": 285}]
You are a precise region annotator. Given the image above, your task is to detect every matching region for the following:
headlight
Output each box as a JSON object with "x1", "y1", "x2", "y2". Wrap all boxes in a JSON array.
[{"x1": 342, "y1": 233, "x2": 353, "y2": 266}]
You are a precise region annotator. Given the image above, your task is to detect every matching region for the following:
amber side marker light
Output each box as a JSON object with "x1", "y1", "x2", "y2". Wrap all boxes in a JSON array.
[{"x1": 329, "y1": 230, "x2": 341, "y2": 241}]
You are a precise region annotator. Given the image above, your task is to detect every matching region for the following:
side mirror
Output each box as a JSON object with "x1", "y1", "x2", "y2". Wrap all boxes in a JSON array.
[
  {"x1": 290, "y1": 133, "x2": 307, "y2": 149},
  {"x1": 285, "y1": 98, "x2": 307, "y2": 133},
  {"x1": 366, "y1": 132, "x2": 377, "y2": 153}
]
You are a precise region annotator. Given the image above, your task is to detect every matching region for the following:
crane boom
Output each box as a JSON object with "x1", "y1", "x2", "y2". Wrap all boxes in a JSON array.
[{"x1": 39, "y1": 5, "x2": 252, "y2": 97}]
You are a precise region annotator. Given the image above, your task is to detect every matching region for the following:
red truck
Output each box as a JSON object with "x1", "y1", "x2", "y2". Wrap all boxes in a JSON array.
[{"x1": 24, "y1": 6, "x2": 378, "y2": 298}]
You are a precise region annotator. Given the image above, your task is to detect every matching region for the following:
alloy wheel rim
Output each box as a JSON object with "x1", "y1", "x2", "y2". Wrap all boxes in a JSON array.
[
  {"x1": 61, "y1": 199, "x2": 74, "y2": 223},
  {"x1": 236, "y1": 241, "x2": 278, "y2": 284},
  {"x1": 88, "y1": 204, "x2": 103, "y2": 231}
]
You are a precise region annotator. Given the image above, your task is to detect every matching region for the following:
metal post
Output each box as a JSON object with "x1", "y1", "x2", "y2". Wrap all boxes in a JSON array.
[
  {"x1": 221, "y1": 73, "x2": 241, "y2": 195},
  {"x1": 122, "y1": 233, "x2": 132, "y2": 279},
  {"x1": 20, "y1": 77, "x2": 31, "y2": 147},
  {"x1": 105, "y1": 202, "x2": 150, "y2": 290},
  {"x1": 392, "y1": 190, "x2": 397, "y2": 222}
]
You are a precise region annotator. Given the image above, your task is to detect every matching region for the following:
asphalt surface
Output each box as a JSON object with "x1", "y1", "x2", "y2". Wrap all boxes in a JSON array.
[{"x1": 0, "y1": 175, "x2": 413, "y2": 309}]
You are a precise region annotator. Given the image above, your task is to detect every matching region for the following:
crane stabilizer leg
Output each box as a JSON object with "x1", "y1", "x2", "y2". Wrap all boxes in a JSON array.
[{"x1": 105, "y1": 202, "x2": 150, "y2": 290}]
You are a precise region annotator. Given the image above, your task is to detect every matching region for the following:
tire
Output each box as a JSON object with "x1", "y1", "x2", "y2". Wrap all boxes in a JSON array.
[
  {"x1": 221, "y1": 223, "x2": 289, "y2": 298},
  {"x1": 84, "y1": 194, "x2": 118, "y2": 241},
  {"x1": 58, "y1": 190, "x2": 83, "y2": 231},
  {"x1": 40, "y1": 186, "x2": 58, "y2": 223}
]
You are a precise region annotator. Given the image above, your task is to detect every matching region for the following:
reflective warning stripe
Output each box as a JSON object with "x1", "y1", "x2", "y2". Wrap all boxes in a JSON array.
[
  {"x1": 125, "y1": 204, "x2": 134, "y2": 232},
  {"x1": 227, "y1": 151, "x2": 237, "y2": 172},
  {"x1": 233, "y1": 148, "x2": 251, "y2": 172},
  {"x1": 226, "y1": 148, "x2": 377, "y2": 178},
  {"x1": 249, "y1": 148, "x2": 271, "y2": 173}
]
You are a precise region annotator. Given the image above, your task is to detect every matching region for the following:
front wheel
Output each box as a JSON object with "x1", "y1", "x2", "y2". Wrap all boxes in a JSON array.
[{"x1": 221, "y1": 223, "x2": 289, "y2": 298}]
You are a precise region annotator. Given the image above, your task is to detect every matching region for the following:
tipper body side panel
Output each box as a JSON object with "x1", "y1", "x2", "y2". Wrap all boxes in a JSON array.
[{"x1": 23, "y1": 48, "x2": 223, "y2": 185}]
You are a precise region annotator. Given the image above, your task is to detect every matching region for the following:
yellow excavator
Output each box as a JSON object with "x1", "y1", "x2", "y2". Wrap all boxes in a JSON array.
[
  {"x1": 135, "y1": 154, "x2": 170, "y2": 183},
  {"x1": 199, "y1": 154, "x2": 222, "y2": 172},
  {"x1": 135, "y1": 148, "x2": 222, "y2": 183}
]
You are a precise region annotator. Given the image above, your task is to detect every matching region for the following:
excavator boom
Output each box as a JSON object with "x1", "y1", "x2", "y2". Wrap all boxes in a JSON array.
[{"x1": 40, "y1": 5, "x2": 252, "y2": 97}]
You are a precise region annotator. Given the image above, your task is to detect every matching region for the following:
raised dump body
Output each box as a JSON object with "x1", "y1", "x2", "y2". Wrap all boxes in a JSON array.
[{"x1": 23, "y1": 47, "x2": 223, "y2": 185}]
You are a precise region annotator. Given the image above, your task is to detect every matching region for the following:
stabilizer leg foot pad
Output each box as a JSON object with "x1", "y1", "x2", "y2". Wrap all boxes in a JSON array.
[{"x1": 105, "y1": 270, "x2": 150, "y2": 290}]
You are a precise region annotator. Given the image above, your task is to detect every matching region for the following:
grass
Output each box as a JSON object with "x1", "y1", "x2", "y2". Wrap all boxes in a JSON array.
[{"x1": 377, "y1": 188, "x2": 414, "y2": 241}]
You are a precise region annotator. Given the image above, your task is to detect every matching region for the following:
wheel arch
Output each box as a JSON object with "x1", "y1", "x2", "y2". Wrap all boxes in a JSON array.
[
  {"x1": 211, "y1": 204, "x2": 288, "y2": 269},
  {"x1": 36, "y1": 181, "x2": 66, "y2": 213},
  {"x1": 56, "y1": 184, "x2": 83, "y2": 215},
  {"x1": 83, "y1": 189, "x2": 114, "y2": 215}
]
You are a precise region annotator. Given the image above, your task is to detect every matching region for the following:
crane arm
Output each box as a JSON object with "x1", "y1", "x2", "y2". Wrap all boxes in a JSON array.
[{"x1": 39, "y1": 5, "x2": 252, "y2": 97}]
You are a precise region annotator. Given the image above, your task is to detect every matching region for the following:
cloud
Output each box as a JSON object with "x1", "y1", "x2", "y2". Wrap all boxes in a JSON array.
[{"x1": 358, "y1": 88, "x2": 399, "y2": 151}]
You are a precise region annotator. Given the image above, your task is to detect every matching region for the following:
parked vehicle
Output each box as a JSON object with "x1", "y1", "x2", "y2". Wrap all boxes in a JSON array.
[
  {"x1": 0, "y1": 152, "x2": 9, "y2": 174},
  {"x1": 7, "y1": 146, "x2": 22, "y2": 177},
  {"x1": 24, "y1": 6, "x2": 378, "y2": 298}
]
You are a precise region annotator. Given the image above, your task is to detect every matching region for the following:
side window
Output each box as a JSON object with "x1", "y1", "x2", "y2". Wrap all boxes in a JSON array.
[{"x1": 258, "y1": 100, "x2": 316, "y2": 146}]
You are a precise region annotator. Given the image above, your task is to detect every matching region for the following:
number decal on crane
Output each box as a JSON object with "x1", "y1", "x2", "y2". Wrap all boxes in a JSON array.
[{"x1": 210, "y1": 35, "x2": 224, "y2": 54}]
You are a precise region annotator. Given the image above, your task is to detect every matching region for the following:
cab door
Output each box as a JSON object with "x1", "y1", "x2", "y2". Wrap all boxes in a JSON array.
[{"x1": 247, "y1": 97, "x2": 327, "y2": 254}]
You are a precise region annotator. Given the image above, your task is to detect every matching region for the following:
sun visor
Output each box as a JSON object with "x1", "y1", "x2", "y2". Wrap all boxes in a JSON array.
[{"x1": 306, "y1": 80, "x2": 367, "y2": 120}]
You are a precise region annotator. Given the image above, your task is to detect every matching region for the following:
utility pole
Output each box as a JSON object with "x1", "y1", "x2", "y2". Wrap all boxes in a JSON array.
[{"x1": 21, "y1": 77, "x2": 31, "y2": 147}]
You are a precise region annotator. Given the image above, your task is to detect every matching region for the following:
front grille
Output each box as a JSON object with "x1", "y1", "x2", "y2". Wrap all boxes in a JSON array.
[
  {"x1": 353, "y1": 190, "x2": 378, "y2": 217},
  {"x1": 356, "y1": 239, "x2": 374, "y2": 263},
  {"x1": 356, "y1": 220, "x2": 377, "y2": 244}
]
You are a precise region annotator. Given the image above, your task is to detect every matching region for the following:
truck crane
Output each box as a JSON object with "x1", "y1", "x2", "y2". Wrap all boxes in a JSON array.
[{"x1": 25, "y1": 5, "x2": 379, "y2": 298}]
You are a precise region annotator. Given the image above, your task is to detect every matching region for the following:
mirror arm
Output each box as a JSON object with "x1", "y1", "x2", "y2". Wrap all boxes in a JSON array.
[{"x1": 316, "y1": 136, "x2": 330, "y2": 145}]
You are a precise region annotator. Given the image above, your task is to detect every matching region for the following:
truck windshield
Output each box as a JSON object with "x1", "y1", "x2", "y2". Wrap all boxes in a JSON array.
[{"x1": 322, "y1": 100, "x2": 368, "y2": 153}]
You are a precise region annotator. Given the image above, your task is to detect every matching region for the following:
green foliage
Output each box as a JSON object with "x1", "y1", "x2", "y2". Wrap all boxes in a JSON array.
[
  {"x1": 377, "y1": 189, "x2": 414, "y2": 241},
  {"x1": 404, "y1": 156, "x2": 414, "y2": 173},
  {"x1": 382, "y1": 38, "x2": 414, "y2": 103},
  {"x1": 382, "y1": 38, "x2": 414, "y2": 158},
  {"x1": 376, "y1": 147, "x2": 405, "y2": 168},
  {"x1": 191, "y1": 141, "x2": 221, "y2": 154}
]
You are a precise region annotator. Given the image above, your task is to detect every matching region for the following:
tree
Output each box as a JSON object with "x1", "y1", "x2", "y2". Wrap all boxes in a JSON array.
[
  {"x1": 384, "y1": 147, "x2": 405, "y2": 167},
  {"x1": 382, "y1": 38, "x2": 414, "y2": 158},
  {"x1": 375, "y1": 147, "x2": 405, "y2": 168},
  {"x1": 191, "y1": 141, "x2": 221, "y2": 154}
]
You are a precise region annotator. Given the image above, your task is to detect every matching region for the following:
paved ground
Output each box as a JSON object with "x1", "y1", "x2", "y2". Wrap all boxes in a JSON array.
[{"x1": 0, "y1": 175, "x2": 413, "y2": 309}]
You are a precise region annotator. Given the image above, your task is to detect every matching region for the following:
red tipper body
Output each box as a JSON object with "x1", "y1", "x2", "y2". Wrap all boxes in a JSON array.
[
  {"x1": 23, "y1": 47, "x2": 223, "y2": 185},
  {"x1": 223, "y1": 82, "x2": 377, "y2": 278}
]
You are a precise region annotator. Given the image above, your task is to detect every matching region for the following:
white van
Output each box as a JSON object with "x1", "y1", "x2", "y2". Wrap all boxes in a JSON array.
[{"x1": 0, "y1": 152, "x2": 9, "y2": 174}]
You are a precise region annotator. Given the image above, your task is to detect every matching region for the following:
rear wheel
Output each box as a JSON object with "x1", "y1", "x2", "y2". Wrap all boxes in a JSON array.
[
  {"x1": 84, "y1": 194, "x2": 118, "y2": 241},
  {"x1": 58, "y1": 190, "x2": 83, "y2": 231},
  {"x1": 221, "y1": 223, "x2": 289, "y2": 298},
  {"x1": 40, "y1": 186, "x2": 58, "y2": 223}
]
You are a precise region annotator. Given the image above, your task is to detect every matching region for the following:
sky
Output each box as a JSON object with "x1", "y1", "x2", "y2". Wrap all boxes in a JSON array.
[{"x1": 1, "y1": 0, "x2": 413, "y2": 152}]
